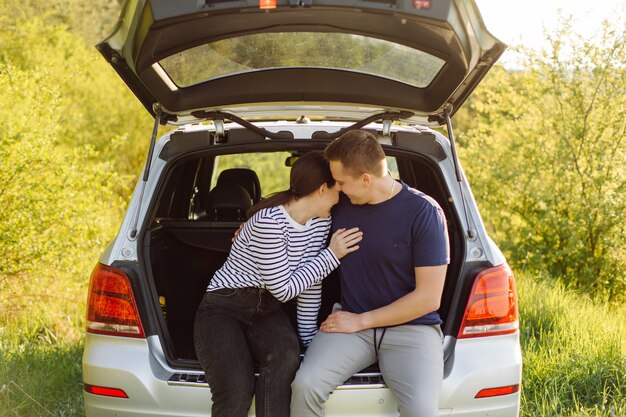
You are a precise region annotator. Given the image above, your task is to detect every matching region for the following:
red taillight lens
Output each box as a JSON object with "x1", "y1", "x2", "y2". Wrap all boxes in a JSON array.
[
  {"x1": 86, "y1": 263, "x2": 145, "y2": 338},
  {"x1": 475, "y1": 384, "x2": 520, "y2": 398},
  {"x1": 458, "y1": 264, "x2": 518, "y2": 338},
  {"x1": 84, "y1": 384, "x2": 129, "y2": 398}
]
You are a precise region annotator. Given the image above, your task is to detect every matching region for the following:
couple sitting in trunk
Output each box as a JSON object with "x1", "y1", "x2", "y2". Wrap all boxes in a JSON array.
[{"x1": 193, "y1": 129, "x2": 450, "y2": 417}]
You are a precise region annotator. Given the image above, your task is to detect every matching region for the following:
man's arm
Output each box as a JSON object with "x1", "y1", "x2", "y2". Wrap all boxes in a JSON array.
[{"x1": 320, "y1": 264, "x2": 447, "y2": 333}]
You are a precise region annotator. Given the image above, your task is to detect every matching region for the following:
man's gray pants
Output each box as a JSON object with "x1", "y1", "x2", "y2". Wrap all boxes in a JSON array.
[{"x1": 291, "y1": 324, "x2": 443, "y2": 417}]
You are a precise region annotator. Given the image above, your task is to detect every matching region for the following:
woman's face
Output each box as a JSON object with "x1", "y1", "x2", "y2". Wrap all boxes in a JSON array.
[{"x1": 317, "y1": 182, "x2": 340, "y2": 217}]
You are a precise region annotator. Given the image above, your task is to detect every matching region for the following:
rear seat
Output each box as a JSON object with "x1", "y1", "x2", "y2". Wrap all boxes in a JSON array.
[
  {"x1": 215, "y1": 168, "x2": 262, "y2": 204},
  {"x1": 204, "y1": 184, "x2": 252, "y2": 222}
]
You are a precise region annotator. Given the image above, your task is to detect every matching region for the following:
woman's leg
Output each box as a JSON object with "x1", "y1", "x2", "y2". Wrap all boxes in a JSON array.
[
  {"x1": 193, "y1": 292, "x2": 256, "y2": 417},
  {"x1": 246, "y1": 307, "x2": 301, "y2": 417}
]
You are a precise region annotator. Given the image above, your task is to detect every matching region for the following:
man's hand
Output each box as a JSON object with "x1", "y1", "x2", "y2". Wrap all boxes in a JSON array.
[
  {"x1": 320, "y1": 311, "x2": 363, "y2": 334},
  {"x1": 231, "y1": 223, "x2": 244, "y2": 242}
]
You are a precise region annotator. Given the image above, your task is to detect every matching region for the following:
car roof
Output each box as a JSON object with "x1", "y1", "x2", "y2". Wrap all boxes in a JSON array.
[{"x1": 99, "y1": 0, "x2": 505, "y2": 125}]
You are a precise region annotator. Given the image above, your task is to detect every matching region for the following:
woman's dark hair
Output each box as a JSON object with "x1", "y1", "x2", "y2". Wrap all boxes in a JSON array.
[{"x1": 246, "y1": 150, "x2": 335, "y2": 218}]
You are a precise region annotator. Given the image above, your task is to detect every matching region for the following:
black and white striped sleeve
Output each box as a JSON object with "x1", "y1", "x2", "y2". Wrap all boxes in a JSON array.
[
  {"x1": 247, "y1": 216, "x2": 340, "y2": 303},
  {"x1": 296, "y1": 282, "x2": 322, "y2": 346}
]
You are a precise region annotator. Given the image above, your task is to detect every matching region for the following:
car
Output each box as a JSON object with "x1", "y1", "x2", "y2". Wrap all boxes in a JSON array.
[{"x1": 82, "y1": 0, "x2": 522, "y2": 416}]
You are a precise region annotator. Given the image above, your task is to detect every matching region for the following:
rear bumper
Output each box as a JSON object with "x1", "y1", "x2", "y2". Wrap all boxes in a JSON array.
[
  {"x1": 441, "y1": 333, "x2": 522, "y2": 416},
  {"x1": 83, "y1": 334, "x2": 210, "y2": 417},
  {"x1": 83, "y1": 332, "x2": 521, "y2": 417}
]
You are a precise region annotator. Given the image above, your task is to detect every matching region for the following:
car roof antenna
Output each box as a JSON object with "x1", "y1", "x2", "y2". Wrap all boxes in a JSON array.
[
  {"x1": 444, "y1": 105, "x2": 476, "y2": 240},
  {"x1": 129, "y1": 104, "x2": 162, "y2": 240}
]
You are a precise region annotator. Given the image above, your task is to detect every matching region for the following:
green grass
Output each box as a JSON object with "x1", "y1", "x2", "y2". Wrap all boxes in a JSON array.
[
  {"x1": 518, "y1": 275, "x2": 626, "y2": 417},
  {"x1": 1, "y1": 273, "x2": 624, "y2": 416},
  {"x1": 0, "y1": 271, "x2": 86, "y2": 417},
  {"x1": 0, "y1": 342, "x2": 84, "y2": 417}
]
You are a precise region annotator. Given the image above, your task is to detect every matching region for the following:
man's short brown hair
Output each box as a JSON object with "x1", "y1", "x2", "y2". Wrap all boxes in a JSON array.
[{"x1": 324, "y1": 130, "x2": 385, "y2": 177}]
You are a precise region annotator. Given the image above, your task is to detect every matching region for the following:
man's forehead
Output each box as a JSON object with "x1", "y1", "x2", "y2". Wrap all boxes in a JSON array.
[{"x1": 329, "y1": 160, "x2": 351, "y2": 179}]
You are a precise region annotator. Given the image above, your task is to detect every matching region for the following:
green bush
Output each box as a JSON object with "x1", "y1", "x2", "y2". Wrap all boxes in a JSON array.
[
  {"x1": 0, "y1": 9, "x2": 149, "y2": 333},
  {"x1": 458, "y1": 21, "x2": 626, "y2": 301},
  {"x1": 0, "y1": 8, "x2": 147, "y2": 415}
]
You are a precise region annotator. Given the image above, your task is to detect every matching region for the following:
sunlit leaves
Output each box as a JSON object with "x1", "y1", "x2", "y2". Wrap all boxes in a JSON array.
[
  {"x1": 0, "y1": 9, "x2": 148, "y2": 326},
  {"x1": 458, "y1": 21, "x2": 626, "y2": 301}
]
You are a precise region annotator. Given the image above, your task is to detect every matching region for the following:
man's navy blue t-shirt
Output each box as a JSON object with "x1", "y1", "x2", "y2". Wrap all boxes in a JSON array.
[{"x1": 331, "y1": 182, "x2": 450, "y2": 326}]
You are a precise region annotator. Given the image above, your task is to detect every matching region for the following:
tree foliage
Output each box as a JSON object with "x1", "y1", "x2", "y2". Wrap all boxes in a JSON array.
[
  {"x1": 0, "y1": 1, "x2": 150, "y2": 324},
  {"x1": 2, "y1": 0, "x2": 123, "y2": 45},
  {"x1": 457, "y1": 20, "x2": 626, "y2": 301}
]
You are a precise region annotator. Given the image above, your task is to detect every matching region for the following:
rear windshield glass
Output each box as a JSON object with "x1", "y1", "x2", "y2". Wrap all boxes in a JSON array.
[
  {"x1": 159, "y1": 32, "x2": 445, "y2": 89},
  {"x1": 210, "y1": 152, "x2": 400, "y2": 196},
  {"x1": 211, "y1": 152, "x2": 292, "y2": 196}
]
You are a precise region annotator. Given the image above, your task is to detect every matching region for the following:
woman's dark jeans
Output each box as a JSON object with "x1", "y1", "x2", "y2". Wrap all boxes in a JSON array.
[{"x1": 193, "y1": 287, "x2": 301, "y2": 417}]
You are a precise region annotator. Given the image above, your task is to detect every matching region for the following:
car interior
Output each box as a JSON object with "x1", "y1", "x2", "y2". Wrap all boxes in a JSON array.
[{"x1": 145, "y1": 134, "x2": 464, "y2": 368}]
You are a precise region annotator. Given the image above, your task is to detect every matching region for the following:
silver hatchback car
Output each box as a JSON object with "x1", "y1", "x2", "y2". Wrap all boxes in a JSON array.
[{"x1": 82, "y1": 1, "x2": 522, "y2": 416}]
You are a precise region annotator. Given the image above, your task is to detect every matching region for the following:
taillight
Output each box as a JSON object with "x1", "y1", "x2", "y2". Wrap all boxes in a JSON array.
[
  {"x1": 86, "y1": 263, "x2": 145, "y2": 338},
  {"x1": 458, "y1": 264, "x2": 518, "y2": 338},
  {"x1": 475, "y1": 384, "x2": 520, "y2": 398},
  {"x1": 84, "y1": 384, "x2": 128, "y2": 398}
]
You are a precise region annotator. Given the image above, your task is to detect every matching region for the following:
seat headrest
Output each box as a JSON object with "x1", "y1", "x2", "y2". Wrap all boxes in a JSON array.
[
  {"x1": 205, "y1": 184, "x2": 252, "y2": 222},
  {"x1": 217, "y1": 168, "x2": 262, "y2": 204}
]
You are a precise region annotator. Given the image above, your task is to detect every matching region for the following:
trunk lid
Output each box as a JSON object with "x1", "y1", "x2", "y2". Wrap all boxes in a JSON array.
[{"x1": 99, "y1": 0, "x2": 505, "y2": 125}]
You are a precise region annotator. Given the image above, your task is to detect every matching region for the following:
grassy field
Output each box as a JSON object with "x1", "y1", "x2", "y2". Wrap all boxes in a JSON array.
[
  {"x1": 0, "y1": 269, "x2": 86, "y2": 417},
  {"x1": 517, "y1": 276, "x2": 626, "y2": 417},
  {"x1": 1, "y1": 272, "x2": 624, "y2": 417}
]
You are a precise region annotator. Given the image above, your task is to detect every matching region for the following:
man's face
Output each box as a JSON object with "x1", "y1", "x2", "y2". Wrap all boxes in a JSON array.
[{"x1": 329, "y1": 160, "x2": 370, "y2": 205}]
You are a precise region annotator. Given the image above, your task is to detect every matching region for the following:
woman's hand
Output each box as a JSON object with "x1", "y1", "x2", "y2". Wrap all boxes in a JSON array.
[
  {"x1": 328, "y1": 227, "x2": 363, "y2": 259},
  {"x1": 320, "y1": 311, "x2": 364, "y2": 334}
]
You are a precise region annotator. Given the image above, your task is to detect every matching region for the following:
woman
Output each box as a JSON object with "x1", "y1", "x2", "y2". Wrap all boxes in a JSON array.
[{"x1": 193, "y1": 150, "x2": 362, "y2": 417}]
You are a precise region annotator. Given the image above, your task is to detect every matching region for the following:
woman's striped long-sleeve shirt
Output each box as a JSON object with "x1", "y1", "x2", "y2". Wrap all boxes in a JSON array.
[{"x1": 208, "y1": 205, "x2": 339, "y2": 345}]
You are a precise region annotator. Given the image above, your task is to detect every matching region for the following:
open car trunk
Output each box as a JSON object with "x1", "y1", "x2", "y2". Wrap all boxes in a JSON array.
[
  {"x1": 141, "y1": 128, "x2": 466, "y2": 374},
  {"x1": 99, "y1": 0, "x2": 505, "y2": 126}
]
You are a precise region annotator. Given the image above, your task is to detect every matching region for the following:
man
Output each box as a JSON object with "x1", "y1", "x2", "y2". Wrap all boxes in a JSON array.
[{"x1": 291, "y1": 129, "x2": 450, "y2": 417}]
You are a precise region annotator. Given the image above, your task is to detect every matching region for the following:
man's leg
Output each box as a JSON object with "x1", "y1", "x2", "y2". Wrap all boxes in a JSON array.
[
  {"x1": 291, "y1": 330, "x2": 376, "y2": 417},
  {"x1": 378, "y1": 325, "x2": 444, "y2": 417}
]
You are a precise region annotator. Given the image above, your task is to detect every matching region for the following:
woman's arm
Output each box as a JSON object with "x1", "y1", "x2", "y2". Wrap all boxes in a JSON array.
[
  {"x1": 246, "y1": 216, "x2": 339, "y2": 302},
  {"x1": 296, "y1": 283, "x2": 323, "y2": 345}
]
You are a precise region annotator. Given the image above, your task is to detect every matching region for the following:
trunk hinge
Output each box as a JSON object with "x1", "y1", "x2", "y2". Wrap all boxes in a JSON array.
[
  {"x1": 382, "y1": 118, "x2": 392, "y2": 138},
  {"x1": 129, "y1": 105, "x2": 162, "y2": 240},
  {"x1": 444, "y1": 106, "x2": 476, "y2": 240},
  {"x1": 213, "y1": 118, "x2": 225, "y2": 143},
  {"x1": 377, "y1": 118, "x2": 394, "y2": 145}
]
